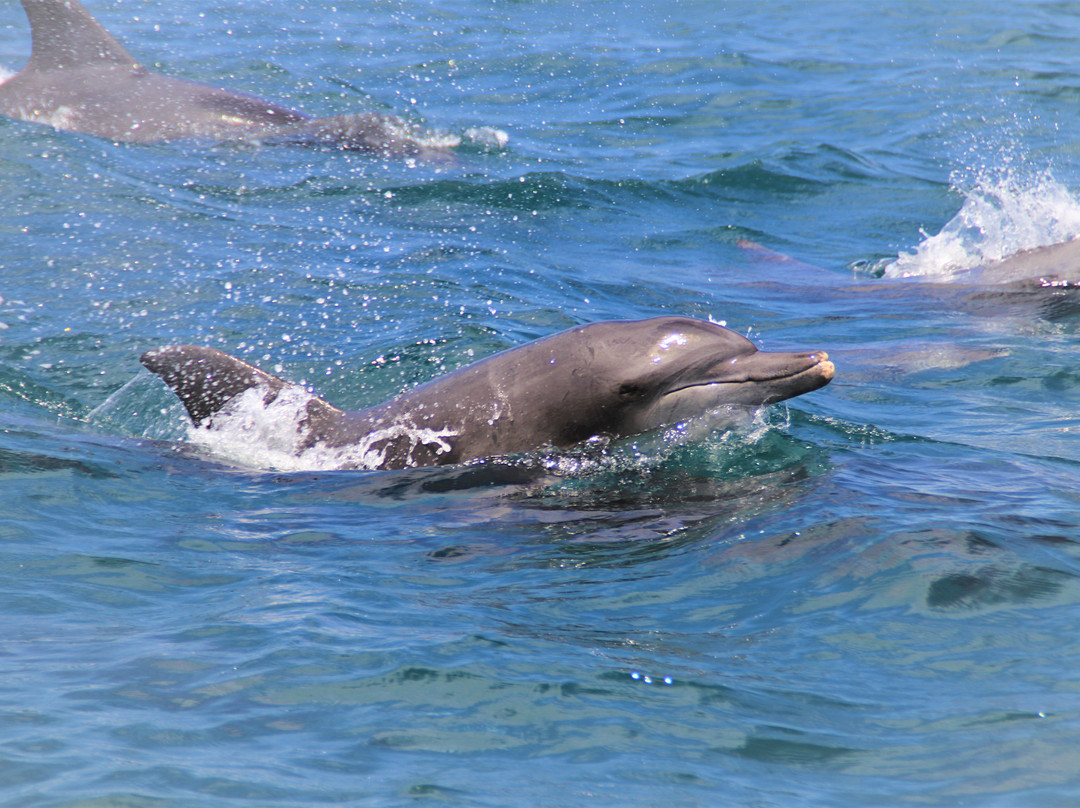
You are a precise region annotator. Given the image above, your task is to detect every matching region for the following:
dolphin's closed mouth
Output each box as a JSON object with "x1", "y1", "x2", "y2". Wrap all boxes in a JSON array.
[
  {"x1": 802, "y1": 351, "x2": 835, "y2": 382},
  {"x1": 753, "y1": 350, "x2": 834, "y2": 384},
  {"x1": 663, "y1": 351, "x2": 834, "y2": 395},
  {"x1": 814, "y1": 353, "x2": 836, "y2": 380}
]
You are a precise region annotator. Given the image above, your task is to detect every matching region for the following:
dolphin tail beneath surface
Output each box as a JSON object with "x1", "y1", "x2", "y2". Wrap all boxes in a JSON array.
[
  {"x1": 262, "y1": 113, "x2": 460, "y2": 157},
  {"x1": 140, "y1": 345, "x2": 341, "y2": 428},
  {"x1": 262, "y1": 114, "x2": 508, "y2": 157},
  {"x1": 23, "y1": 0, "x2": 137, "y2": 71}
]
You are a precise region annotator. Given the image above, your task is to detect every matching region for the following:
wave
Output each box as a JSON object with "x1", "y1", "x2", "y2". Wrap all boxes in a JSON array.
[{"x1": 377, "y1": 148, "x2": 861, "y2": 217}]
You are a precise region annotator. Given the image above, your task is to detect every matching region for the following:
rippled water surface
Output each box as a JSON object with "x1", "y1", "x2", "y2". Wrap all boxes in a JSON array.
[{"x1": 5, "y1": 0, "x2": 1080, "y2": 805}]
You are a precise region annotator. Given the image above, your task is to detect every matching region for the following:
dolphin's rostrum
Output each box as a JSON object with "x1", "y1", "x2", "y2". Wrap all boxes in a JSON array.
[{"x1": 140, "y1": 317, "x2": 835, "y2": 471}]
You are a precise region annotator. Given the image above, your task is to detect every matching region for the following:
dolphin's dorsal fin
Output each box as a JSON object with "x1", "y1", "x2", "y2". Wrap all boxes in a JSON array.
[
  {"x1": 23, "y1": 0, "x2": 138, "y2": 72},
  {"x1": 140, "y1": 345, "x2": 342, "y2": 427}
]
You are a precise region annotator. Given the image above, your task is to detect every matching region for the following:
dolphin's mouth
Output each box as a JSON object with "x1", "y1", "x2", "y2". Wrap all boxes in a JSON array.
[
  {"x1": 662, "y1": 351, "x2": 834, "y2": 399},
  {"x1": 783, "y1": 351, "x2": 835, "y2": 384}
]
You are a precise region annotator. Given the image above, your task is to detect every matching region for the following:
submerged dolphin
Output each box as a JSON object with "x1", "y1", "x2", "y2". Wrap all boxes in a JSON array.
[
  {"x1": 140, "y1": 317, "x2": 835, "y2": 471},
  {"x1": 0, "y1": 0, "x2": 483, "y2": 154}
]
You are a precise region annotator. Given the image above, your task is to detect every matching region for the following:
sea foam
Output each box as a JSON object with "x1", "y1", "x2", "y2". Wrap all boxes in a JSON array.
[{"x1": 185, "y1": 385, "x2": 457, "y2": 472}]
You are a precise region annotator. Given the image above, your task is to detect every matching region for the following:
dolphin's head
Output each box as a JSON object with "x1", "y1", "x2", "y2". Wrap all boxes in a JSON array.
[{"x1": 558, "y1": 317, "x2": 834, "y2": 438}]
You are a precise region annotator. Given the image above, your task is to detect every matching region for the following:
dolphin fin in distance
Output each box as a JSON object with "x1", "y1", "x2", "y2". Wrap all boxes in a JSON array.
[{"x1": 1, "y1": 0, "x2": 492, "y2": 151}]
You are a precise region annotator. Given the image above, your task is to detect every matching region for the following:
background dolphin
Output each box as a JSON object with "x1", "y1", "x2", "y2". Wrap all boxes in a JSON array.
[
  {"x1": 959, "y1": 237, "x2": 1080, "y2": 288},
  {"x1": 0, "y1": 0, "x2": 478, "y2": 154},
  {"x1": 140, "y1": 316, "x2": 835, "y2": 471}
]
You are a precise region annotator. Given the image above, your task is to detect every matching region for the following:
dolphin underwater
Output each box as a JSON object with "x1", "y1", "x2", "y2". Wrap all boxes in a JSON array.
[
  {"x1": 140, "y1": 316, "x2": 836, "y2": 471},
  {"x1": 0, "y1": 0, "x2": 485, "y2": 154}
]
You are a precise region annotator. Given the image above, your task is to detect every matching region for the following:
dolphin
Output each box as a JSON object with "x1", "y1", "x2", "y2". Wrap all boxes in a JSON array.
[
  {"x1": 0, "y1": 0, "x2": 477, "y2": 154},
  {"x1": 738, "y1": 237, "x2": 1080, "y2": 322},
  {"x1": 957, "y1": 238, "x2": 1080, "y2": 288},
  {"x1": 139, "y1": 317, "x2": 835, "y2": 471}
]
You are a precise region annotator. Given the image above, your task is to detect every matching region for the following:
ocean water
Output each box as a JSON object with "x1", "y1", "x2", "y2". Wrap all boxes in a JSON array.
[{"x1": 4, "y1": 0, "x2": 1080, "y2": 805}]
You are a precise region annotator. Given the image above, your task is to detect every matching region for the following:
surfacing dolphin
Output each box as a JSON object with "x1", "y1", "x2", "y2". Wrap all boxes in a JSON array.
[
  {"x1": 0, "y1": 0, "x2": 493, "y2": 155},
  {"x1": 140, "y1": 317, "x2": 835, "y2": 471},
  {"x1": 740, "y1": 236, "x2": 1080, "y2": 290},
  {"x1": 740, "y1": 236, "x2": 1080, "y2": 322},
  {"x1": 957, "y1": 237, "x2": 1080, "y2": 288}
]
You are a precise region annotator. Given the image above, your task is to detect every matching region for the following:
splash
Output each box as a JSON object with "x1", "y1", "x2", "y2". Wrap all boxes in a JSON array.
[
  {"x1": 883, "y1": 168, "x2": 1080, "y2": 278},
  {"x1": 539, "y1": 405, "x2": 774, "y2": 479},
  {"x1": 87, "y1": 373, "x2": 187, "y2": 440},
  {"x1": 657, "y1": 404, "x2": 770, "y2": 454},
  {"x1": 355, "y1": 114, "x2": 508, "y2": 152},
  {"x1": 184, "y1": 386, "x2": 316, "y2": 471},
  {"x1": 464, "y1": 126, "x2": 510, "y2": 149},
  {"x1": 394, "y1": 121, "x2": 509, "y2": 151},
  {"x1": 184, "y1": 385, "x2": 457, "y2": 472},
  {"x1": 0, "y1": 65, "x2": 14, "y2": 84}
]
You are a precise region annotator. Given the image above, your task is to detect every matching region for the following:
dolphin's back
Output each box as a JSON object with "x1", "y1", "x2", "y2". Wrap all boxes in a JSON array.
[
  {"x1": 973, "y1": 239, "x2": 1080, "y2": 287},
  {"x1": 0, "y1": 0, "x2": 469, "y2": 152}
]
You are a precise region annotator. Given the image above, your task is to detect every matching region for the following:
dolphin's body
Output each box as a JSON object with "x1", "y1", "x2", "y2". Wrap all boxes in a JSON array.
[
  {"x1": 140, "y1": 317, "x2": 835, "y2": 471},
  {"x1": 0, "y1": 0, "x2": 467, "y2": 154},
  {"x1": 959, "y1": 238, "x2": 1080, "y2": 288}
]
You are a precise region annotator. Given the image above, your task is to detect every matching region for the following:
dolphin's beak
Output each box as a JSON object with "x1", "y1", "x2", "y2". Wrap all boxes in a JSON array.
[
  {"x1": 814, "y1": 352, "x2": 836, "y2": 382},
  {"x1": 764, "y1": 350, "x2": 834, "y2": 399},
  {"x1": 661, "y1": 348, "x2": 835, "y2": 407}
]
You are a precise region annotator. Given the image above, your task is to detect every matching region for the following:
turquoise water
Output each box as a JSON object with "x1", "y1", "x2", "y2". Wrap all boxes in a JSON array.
[{"x1": 5, "y1": 0, "x2": 1080, "y2": 805}]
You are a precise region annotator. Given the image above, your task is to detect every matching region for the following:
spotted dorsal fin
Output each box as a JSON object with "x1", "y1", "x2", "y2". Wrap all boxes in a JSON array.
[{"x1": 23, "y1": 0, "x2": 138, "y2": 72}]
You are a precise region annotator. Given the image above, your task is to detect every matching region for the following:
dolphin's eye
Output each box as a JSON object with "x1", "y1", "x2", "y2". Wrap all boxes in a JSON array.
[{"x1": 618, "y1": 383, "x2": 644, "y2": 399}]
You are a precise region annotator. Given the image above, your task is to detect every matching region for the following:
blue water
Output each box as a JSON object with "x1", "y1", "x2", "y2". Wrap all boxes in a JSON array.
[{"x1": 5, "y1": 0, "x2": 1080, "y2": 805}]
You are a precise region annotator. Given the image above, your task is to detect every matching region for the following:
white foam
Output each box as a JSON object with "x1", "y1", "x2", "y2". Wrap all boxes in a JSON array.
[
  {"x1": 0, "y1": 65, "x2": 14, "y2": 84},
  {"x1": 32, "y1": 105, "x2": 78, "y2": 131},
  {"x1": 882, "y1": 167, "x2": 1080, "y2": 278},
  {"x1": 383, "y1": 117, "x2": 462, "y2": 150},
  {"x1": 465, "y1": 126, "x2": 510, "y2": 148},
  {"x1": 384, "y1": 119, "x2": 509, "y2": 151},
  {"x1": 185, "y1": 385, "x2": 457, "y2": 472}
]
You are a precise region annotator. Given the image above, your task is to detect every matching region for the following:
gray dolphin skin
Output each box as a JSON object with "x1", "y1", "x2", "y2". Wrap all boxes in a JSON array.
[
  {"x1": 0, "y1": 0, "x2": 453, "y2": 153},
  {"x1": 140, "y1": 316, "x2": 835, "y2": 471},
  {"x1": 963, "y1": 238, "x2": 1080, "y2": 287}
]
